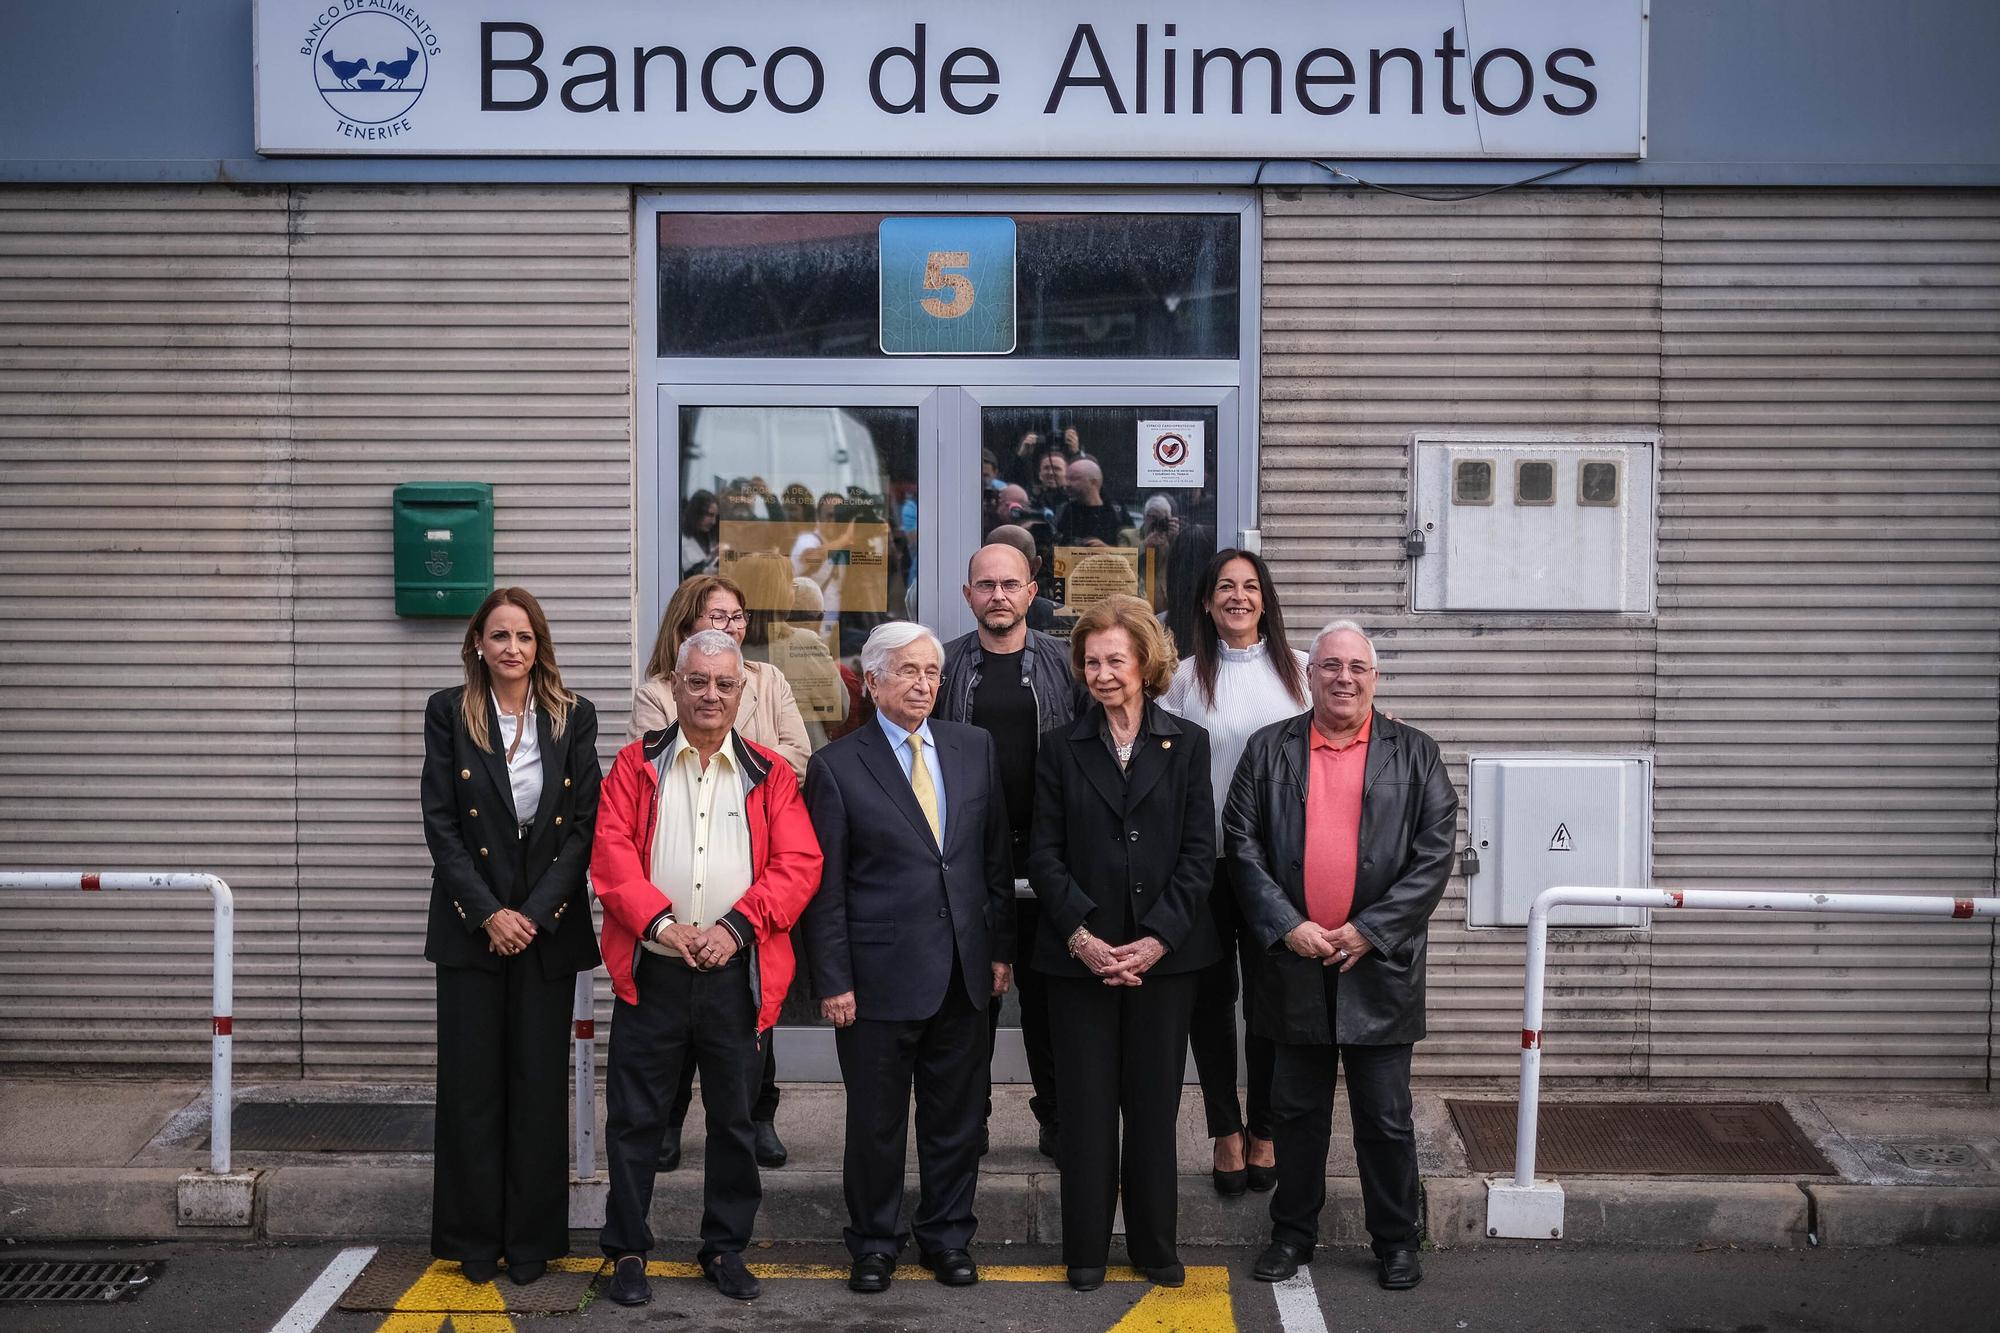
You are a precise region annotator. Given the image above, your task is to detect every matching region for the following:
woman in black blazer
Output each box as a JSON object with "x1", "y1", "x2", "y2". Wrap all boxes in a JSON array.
[
  {"x1": 1027, "y1": 595, "x2": 1218, "y2": 1292},
  {"x1": 420, "y1": 586, "x2": 602, "y2": 1287}
]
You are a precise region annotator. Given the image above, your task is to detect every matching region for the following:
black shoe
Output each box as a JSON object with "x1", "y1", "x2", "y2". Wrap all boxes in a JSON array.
[
  {"x1": 1140, "y1": 1263, "x2": 1185, "y2": 1288},
  {"x1": 920, "y1": 1248, "x2": 978, "y2": 1286},
  {"x1": 1212, "y1": 1166, "x2": 1248, "y2": 1197},
  {"x1": 753, "y1": 1120, "x2": 788, "y2": 1169},
  {"x1": 1253, "y1": 1240, "x2": 1311, "y2": 1282},
  {"x1": 459, "y1": 1258, "x2": 499, "y2": 1284},
  {"x1": 1377, "y1": 1249, "x2": 1424, "y2": 1291},
  {"x1": 605, "y1": 1255, "x2": 651, "y2": 1306},
  {"x1": 1066, "y1": 1265, "x2": 1106, "y2": 1292},
  {"x1": 504, "y1": 1258, "x2": 545, "y2": 1286},
  {"x1": 701, "y1": 1250, "x2": 761, "y2": 1302},
  {"x1": 1246, "y1": 1136, "x2": 1277, "y2": 1192},
  {"x1": 848, "y1": 1253, "x2": 894, "y2": 1294},
  {"x1": 1037, "y1": 1124, "x2": 1060, "y2": 1161},
  {"x1": 656, "y1": 1127, "x2": 682, "y2": 1173}
]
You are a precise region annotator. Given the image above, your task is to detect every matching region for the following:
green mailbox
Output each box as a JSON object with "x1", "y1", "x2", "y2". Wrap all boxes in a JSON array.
[{"x1": 393, "y1": 482, "x2": 494, "y2": 617}]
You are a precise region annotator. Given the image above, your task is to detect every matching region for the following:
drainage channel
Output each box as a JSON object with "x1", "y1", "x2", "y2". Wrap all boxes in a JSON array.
[{"x1": 0, "y1": 1260, "x2": 161, "y2": 1303}]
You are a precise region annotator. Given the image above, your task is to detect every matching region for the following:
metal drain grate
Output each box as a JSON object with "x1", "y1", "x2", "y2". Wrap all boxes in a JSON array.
[
  {"x1": 205, "y1": 1101, "x2": 434, "y2": 1153},
  {"x1": 1448, "y1": 1100, "x2": 1837, "y2": 1176},
  {"x1": 0, "y1": 1261, "x2": 159, "y2": 1303}
]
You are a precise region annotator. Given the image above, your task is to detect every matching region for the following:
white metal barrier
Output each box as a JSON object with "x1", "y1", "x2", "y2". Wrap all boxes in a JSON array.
[
  {"x1": 572, "y1": 973, "x2": 597, "y2": 1180},
  {"x1": 0, "y1": 871, "x2": 237, "y2": 1175},
  {"x1": 1486, "y1": 885, "x2": 2000, "y2": 1239}
]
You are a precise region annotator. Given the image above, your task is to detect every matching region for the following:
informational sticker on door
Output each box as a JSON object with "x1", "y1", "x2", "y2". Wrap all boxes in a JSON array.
[
  {"x1": 1137, "y1": 420, "x2": 1205, "y2": 489},
  {"x1": 1052, "y1": 545, "x2": 1139, "y2": 617}
]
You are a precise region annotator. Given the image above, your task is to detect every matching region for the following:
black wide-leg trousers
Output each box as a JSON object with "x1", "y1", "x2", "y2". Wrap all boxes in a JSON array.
[
  {"x1": 1188, "y1": 859, "x2": 1275, "y2": 1140},
  {"x1": 432, "y1": 955, "x2": 574, "y2": 1264},
  {"x1": 600, "y1": 951, "x2": 764, "y2": 1260},
  {"x1": 1045, "y1": 969, "x2": 1198, "y2": 1270}
]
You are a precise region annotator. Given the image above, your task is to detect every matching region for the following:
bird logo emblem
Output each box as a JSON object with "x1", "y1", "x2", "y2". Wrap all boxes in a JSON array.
[{"x1": 309, "y1": 8, "x2": 434, "y2": 133}]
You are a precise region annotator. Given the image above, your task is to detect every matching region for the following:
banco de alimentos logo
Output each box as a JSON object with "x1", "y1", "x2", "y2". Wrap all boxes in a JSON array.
[{"x1": 304, "y1": 2, "x2": 439, "y2": 139}]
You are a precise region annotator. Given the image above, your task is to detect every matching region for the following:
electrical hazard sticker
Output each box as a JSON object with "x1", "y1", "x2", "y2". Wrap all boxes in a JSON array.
[{"x1": 1549, "y1": 823, "x2": 1574, "y2": 852}]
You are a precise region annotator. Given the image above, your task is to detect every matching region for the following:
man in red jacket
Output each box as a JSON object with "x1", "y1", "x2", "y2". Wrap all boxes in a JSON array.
[{"x1": 591, "y1": 629, "x2": 823, "y2": 1306}]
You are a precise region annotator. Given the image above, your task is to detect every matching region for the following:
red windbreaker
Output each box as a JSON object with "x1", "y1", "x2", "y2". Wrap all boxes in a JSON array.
[{"x1": 591, "y1": 725, "x2": 823, "y2": 1032}]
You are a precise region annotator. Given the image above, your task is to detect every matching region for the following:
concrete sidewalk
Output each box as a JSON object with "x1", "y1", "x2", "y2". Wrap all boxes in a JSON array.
[{"x1": 2, "y1": 1078, "x2": 1996, "y2": 1250}]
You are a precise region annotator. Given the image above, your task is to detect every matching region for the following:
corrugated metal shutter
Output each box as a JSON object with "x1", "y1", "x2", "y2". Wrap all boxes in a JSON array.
[
  {"x1": 287, "y1": 186, "x2": 633, "y2": 1078},
  {"x1": 1653, "y1": 190, "x2": 2000, "y2": 1087},
  {"x1": 0, "y1": 184, "x2": 633, "y2": 1077},
  {"x1": 0, "y1": 186, "x2": 303, "y2": 1072},
  {"x1": 1261, "y1": 188, "x2": 1667, "y2": 1082}
]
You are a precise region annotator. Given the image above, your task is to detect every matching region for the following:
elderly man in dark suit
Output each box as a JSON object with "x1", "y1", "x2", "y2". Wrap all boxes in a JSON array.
[
  {"x1": 801, "y1": 620, "x2": 1015, "y2": 1295},
  {"x1": 1225, "y1": 619, "x2": 1457, "y2": 1293}
]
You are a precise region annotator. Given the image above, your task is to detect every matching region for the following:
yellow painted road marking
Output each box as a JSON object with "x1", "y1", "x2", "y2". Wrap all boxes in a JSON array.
[{"x1": 371, "y1": 1261, "x2": 513, "y2": 1333}]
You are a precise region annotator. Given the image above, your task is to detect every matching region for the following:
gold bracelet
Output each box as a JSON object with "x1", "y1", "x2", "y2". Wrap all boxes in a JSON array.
[{"x1": 1066, "y1": 926, "x2": 1091, "y2": 958}]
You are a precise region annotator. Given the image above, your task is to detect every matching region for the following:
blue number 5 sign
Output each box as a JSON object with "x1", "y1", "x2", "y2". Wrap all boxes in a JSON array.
[{"x1": 879, "y1": 216, "x2": 1017, "y2": 355}]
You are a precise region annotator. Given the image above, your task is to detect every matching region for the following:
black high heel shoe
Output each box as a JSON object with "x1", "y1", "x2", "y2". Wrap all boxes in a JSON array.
[
  {"x1": 1246, "y1": 1135, "x2": 1278, "y2": 1192},
  {"x1": 1212, "y1": 1134, "x2": 1249, "y2": 1196}
]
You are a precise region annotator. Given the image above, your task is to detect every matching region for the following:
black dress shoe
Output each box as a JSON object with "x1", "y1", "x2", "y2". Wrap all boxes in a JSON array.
[
  {"x1": 605, "y1": 1254, "x2": 651, "y2": 1306},
  {"x1": 1037, "y1": 1124, "x2": 1060, "y2": 1161},
  {"x1": 504, "y1": 1258, "x2": 546, "y2": 1286},
  {"x1": 919, "y1": 1248, "x2": 978, "y2": 1286},
  {"x1": 459, "y1": 1258, "x2": 499, "y2": 1284},
  {"x1": 656, "y1": 1129, "x2": 682, "y2": 1173},
  {"x1": 1377, "y1": 1249, "x2": 1424, "y2": 1291},
  {"x1": 1067, "y1": 1265, "x2": 1106, "y2": 1291},
  {"x1": 702, "y1": 1250, "x2": 761, "y2": 1302},
  {"x1": 1212, "y1": 1165, "x2": 1248, "y2": 1197},
  {"x1": 1246, "y1": 1136, "x2": 1278, "y2": 1192},
  {"x1": 1140, "y1": 1263, "x2": 1185, "y2": 1287},
  {"x1": 753, "y1": 1120, "x2": 788, "y2": 1168},
  {"x1": 848, "y1": 1252, "x2": 895, "y2": 1293},
  {"x1": 1252, "y1": 1240, "x2": 1311, "y2": 1282}
]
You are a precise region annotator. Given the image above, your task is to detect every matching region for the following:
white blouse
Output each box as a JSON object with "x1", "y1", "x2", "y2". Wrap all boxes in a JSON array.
[
  {"x1": 1161, "y1": 640, "x2": 1310, "y2": 843},
  {"x1": 492, "y1": 692, "x2": 544, "y2": 828}
]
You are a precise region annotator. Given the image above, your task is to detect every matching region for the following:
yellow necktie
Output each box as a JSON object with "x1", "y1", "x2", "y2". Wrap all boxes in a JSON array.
[{"x1": 908, "y1": 731, "x2": 941, "y2": 844}]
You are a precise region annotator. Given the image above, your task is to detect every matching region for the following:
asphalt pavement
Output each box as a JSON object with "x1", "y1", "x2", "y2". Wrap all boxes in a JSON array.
[{"x1": 6, "y1": 1239, "x2": 1998, "y2": 1333}]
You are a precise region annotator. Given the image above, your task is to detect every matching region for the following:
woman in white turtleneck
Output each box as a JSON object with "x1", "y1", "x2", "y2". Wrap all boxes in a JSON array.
[{"x1": 1161, "y1": 549, "x2": 1309, "y2": 1198}]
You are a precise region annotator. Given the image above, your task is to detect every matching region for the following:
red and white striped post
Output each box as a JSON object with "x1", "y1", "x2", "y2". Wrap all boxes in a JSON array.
[
  {"x1": 0, "y1": 872, "x2": 236, "y2": 1175},
  {"x1": 1488, "y1": 884, "x2": 2000, "y2": 1239},
  {"x1": 572, "y1": 972, "x2": 597, "y2": 1180}
]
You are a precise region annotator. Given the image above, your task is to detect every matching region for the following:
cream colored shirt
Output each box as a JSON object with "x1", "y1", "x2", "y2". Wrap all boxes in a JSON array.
[{"x1": 643, "y1": 729, "x2": 753, "y2": 949}]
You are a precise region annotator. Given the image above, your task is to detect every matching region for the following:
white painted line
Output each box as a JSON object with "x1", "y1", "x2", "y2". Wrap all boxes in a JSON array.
[
  {"x1": 1273, "y1": 1267, "x2": 1330, "y2": 1333},
  {"x1": 269, "y1": 1245, "x2": 378, "y2": 1333}
]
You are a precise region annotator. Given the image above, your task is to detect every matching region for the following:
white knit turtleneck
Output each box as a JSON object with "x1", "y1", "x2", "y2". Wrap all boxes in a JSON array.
[{"x1": 1162, "y1": 639, "x2": 1310, "y2": 843}]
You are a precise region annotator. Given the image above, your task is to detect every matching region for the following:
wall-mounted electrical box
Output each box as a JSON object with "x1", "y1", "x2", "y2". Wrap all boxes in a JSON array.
[
  {"x1": 1465, "y1": 754, "x2": 1652, "y2": 929},
  {"x1": 392, "y1": 482, "x2": 493, "y2": 617},
  {"x1": 1409, "y1": 435, "x2": 1656, "y2": 613}
]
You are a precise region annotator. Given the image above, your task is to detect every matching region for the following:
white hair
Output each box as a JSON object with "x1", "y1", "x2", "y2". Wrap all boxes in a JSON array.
[
  {"x1": 860, "y1": 620, "x2": 944, "y2": 681},
  {"x1": 1310, "y1": 618, "x2": 1377, "y2": 668},
  {"x1": 676, "y1": 628, "x2": 744, "y2": 672}
]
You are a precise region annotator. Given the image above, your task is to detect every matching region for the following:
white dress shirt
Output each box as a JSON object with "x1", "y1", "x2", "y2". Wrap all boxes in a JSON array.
[
  {"x1": 492, "y1": 691, "x2": 543, "y2": 830},
  {"x1": 875, "y1": 710, "x2": 947, "y2": 844},
  {"x1": 644, "y1": 730, "x2": 754, "y2": 947}
]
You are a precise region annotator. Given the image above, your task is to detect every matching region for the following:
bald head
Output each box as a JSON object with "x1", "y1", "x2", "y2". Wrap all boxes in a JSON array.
[
  {"x1": 964, "y1": 541, "x2": 1036, "y2": 641},
  {"x1": 979, "y1": 528, "x2": 1037, "y2": 572},
  {"x1": 1066, "y1": 457, "x2": 1103, "y2": 502}
]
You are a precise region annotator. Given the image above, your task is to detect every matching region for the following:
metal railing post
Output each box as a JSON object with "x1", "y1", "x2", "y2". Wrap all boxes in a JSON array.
[{"x1": 572, "y1": 973, "x2": 597, "y2": 1180}]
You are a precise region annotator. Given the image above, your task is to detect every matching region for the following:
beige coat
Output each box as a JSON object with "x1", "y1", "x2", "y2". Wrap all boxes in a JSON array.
[{"x1": 627, "y1": 658, "x2": 813, "y2": 780}]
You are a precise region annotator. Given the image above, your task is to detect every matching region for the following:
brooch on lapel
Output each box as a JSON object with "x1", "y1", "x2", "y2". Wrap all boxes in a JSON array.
[{"x1": 1161, "y1": 740, "x2": 1172, "y2": 750}]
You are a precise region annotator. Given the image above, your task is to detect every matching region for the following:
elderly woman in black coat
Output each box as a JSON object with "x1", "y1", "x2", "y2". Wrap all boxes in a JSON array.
[
  {"x1": 420, "y1": 586, "x2": 602, "y2": 1287},
  {"x1": 1027, "y1": 594, "x2": 1218, "y2": 1293}
]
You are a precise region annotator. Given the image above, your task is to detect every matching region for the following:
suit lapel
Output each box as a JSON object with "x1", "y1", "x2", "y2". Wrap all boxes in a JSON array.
[
  {"x1": 1362, "y1": 711, "x2": 1398, "y2": 797},
  {"x1": 527, "y1": 704, "x2": 560, "y2": 833},
  {"x1": 474, "y1": 691, "x2": 518, "y2": 822},
  {"x1": 1068, "y1": 710, "x2": 1130, "y2": 821},
  {"x1": 856, "y1": 722, "x2": 941, "y2": 855},
  {"x1": 936, "y1": 725, "x2": 978, "y2": 857},
  {"x1": 1122, "y1": 704, "x2": 1181, "y2": 811}
]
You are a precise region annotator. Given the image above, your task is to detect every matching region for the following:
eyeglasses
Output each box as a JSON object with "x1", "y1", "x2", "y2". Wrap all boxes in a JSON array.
[
  {"x1": 1309, "y1": 660, "x2": 1376, "y2": 679},
  {"x1": 890, "y1": 664, "x2": 942, "y2": 683},
  {"x1": 679, "y1": 674, "x2": 743, "y2": 697},
  {"x1": 970, "y1": 579, "x2": 1028, "y2": 597},
  {"x1": 702, "y1": 610, "x2": 749, "y2": 629}
]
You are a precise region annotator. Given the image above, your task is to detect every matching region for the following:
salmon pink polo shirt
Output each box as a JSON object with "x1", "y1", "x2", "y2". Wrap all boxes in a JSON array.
[{"x1": 1302, "y1": 711, "x2": 1372, "y2": 929}]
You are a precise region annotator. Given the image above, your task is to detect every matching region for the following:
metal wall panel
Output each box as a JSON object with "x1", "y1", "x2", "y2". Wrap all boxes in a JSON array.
[
  {"x1": 1654, "y1": 190, "x2": 2000, "y2": 1088},
  {"x1": 0, "y1": 186, "x2": 303, "y2": 1072},
  {"x1": 1262, "y1": 189, "x2": 1666, "y2": 1083}
]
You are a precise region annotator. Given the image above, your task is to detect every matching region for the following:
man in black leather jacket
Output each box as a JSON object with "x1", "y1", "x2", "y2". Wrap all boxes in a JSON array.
[{"x1": 1223, "y1": 620, "x2": 1457, "y2": 1293}]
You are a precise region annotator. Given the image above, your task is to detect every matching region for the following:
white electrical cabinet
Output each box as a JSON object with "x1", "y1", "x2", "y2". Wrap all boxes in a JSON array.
[
  {"x1": 1410, "y1": 434, "x2": 1656, "y2": 613},
  {"x1": 1465, "y1": 755, "x2": 1652, "y2": 929}
]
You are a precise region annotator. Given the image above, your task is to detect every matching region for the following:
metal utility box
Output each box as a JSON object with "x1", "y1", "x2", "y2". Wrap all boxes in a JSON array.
[
  {"x1": 1465, "y1": 755, "x2": 1651, "y2": 929},
  {"x1": 392, "y1": 482, "x2": 494, "y2": 617},
  {"x1": 1410, "y1": 435, "x2": 1656, "y2": 613}
]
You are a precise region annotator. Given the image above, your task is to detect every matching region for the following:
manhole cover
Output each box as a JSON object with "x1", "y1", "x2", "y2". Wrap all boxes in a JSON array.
[
  {"x1": 206, "y1": 1101, "x2": 434, "y2": 1153},
  {"x1": 0, "y1": 1260, "x2": 159, "y2": 1303},
  {"x1": 1448, "y1": 1100, "x2": 1837, "y2": 1176},
  {"x1": 1890, "y1": 1142, "x2": 1981, "y2": 1170}
]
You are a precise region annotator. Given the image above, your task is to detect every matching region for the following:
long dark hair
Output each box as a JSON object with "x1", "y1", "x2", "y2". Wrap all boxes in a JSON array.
[{"x1": 1189, "y1": 548, "x2": 1306, "y2": 712}]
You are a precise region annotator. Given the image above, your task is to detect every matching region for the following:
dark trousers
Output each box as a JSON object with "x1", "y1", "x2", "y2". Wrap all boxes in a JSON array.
[
  {"x1": 432, "y1": 956, "x2": 573, "y2": 1264},
  {"x1": 600, "y1": 951, "x2": 763, "y2": 1260},
  {"x1": 987, "y1": 895, "x2": 1060, "y2": 1130},
  {"x1": 668, "y1": 1032, "x2": 780, "y2": 1128},
  {"x1": 1045, "y1": 969, "x2": 1197, "y2": 1270},
  {"x1": 834, "y1": 958, "x2": 987, "y2": 1259},
  {"x1": 1189, "y1": 860, "x2": 1275, "y2": 1140},
  {"x1": 1267, "y1": 972, "x2": 1420, "y2": 1258}
]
